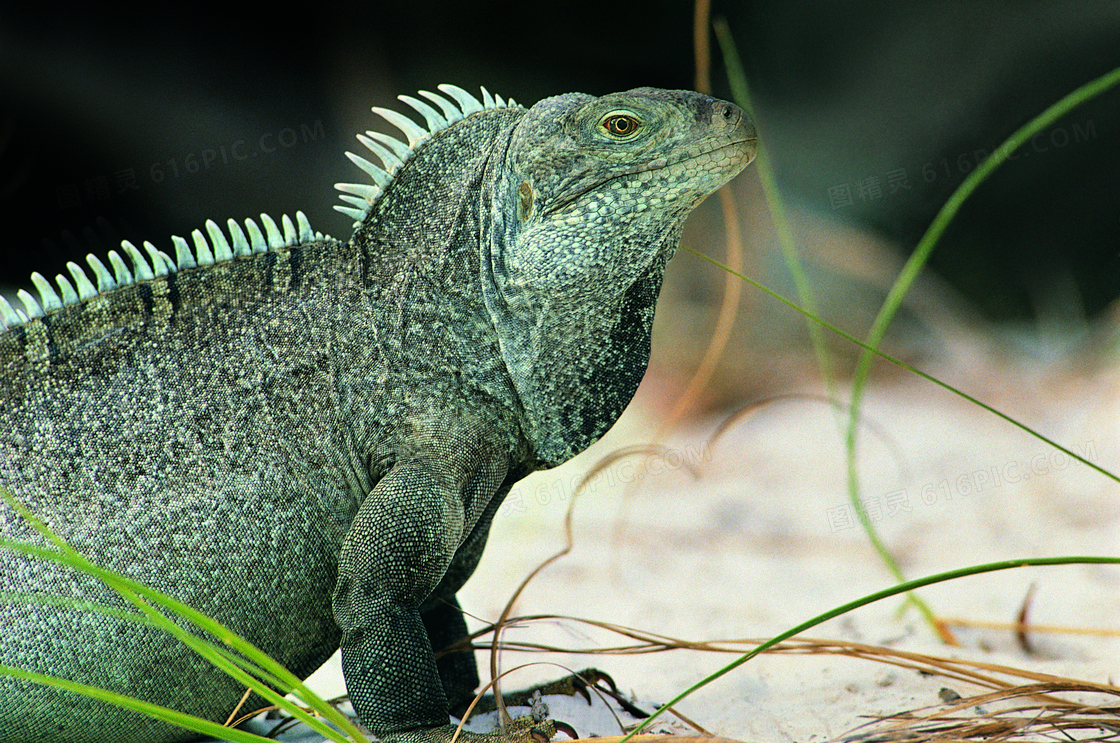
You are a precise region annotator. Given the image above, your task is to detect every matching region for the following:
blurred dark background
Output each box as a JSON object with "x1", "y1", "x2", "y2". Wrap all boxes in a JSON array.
[{"x1": 2, "y1": 1, "x2": 1118, "y2": 331}]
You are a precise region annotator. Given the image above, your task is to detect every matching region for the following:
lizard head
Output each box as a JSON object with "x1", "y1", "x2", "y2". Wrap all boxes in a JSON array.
[
  {"x1": 490, "y1": 87, "x2": 756, "y2": 302},
  {"x1": 482, "y1": 87, "x2": 756, "y2": 464}
]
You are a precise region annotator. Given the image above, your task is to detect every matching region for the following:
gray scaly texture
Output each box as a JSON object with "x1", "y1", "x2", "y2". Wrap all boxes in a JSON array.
[{"x1": 0, "y1": 84, "x2": 755, "y2": 743}]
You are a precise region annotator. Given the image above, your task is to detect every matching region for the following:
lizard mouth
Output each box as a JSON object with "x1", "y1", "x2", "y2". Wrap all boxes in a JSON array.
[
  {"x1": 544, "y1": 136, "x2": 757, "y2": 218},
  {"x1": 615, "y1": 135, "x2": 757, "y2": 179}
]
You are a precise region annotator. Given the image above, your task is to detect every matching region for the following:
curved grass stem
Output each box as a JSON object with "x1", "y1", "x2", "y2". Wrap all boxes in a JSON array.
[
  {"x1": 710, "y1": 17, "x2": 1120, "y2": 641},
  {"x1": 620, "y1": 556, "x2": 1120, "y2": 742}
]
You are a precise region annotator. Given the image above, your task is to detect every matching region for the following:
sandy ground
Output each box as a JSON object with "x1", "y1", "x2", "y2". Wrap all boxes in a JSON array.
[{"x1": 212, "y1": 328, "x2": 1120, "y2": 742}]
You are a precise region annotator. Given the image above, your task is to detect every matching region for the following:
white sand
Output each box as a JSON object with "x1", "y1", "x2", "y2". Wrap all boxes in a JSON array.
[{"x1": 218, "y1": 335, "x2": 1119, "y2": 741}]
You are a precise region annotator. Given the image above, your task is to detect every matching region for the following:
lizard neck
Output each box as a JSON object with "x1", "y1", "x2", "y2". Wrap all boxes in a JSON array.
[{"x1": 482, "y1": 223, "x2": 676, "y2": 467}]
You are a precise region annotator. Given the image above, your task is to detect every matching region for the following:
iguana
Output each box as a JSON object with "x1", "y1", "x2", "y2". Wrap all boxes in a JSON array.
[{"x1": 0, "y1": 83, "x2": 756, "y2": 743}]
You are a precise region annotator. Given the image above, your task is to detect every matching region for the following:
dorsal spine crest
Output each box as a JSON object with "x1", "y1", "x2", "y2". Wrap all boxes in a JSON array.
[
  {"x1": 0, "y1": 211, "x2": 327, "y2": 330},
  {"x1": 333, "y1": 84, "x2": 519, "y2": 226},
  {"x1": 3, "y1": 84, "x2": 521, "y2": 330}
]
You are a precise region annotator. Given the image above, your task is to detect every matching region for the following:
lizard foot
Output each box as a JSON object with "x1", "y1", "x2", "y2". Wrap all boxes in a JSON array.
[
  {"x1": 505, "y1": 668, "x2": 650, "y2": 720},
  {"x1": 384, "y1": 717, "x2": 576, "y2": 743}
]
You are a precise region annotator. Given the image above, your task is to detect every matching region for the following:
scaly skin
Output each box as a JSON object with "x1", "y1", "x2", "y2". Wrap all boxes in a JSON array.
[{"x1": 0, "y1": 85, "x2": 755, "y2": 743}]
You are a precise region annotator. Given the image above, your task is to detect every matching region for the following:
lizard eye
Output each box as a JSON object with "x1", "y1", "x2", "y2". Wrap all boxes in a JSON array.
[{"x1": 599, "y1": 111, "x2": 643, "y2": 140}]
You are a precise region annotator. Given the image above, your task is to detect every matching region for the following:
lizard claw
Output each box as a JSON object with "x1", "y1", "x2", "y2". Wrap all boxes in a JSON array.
[
  {"x1": 562, "y1": 668, "x2": 647, "y2": 719},
  {"x1": 507, "y1": 716, "x2": 577, "y2": 743},
  {"x1": 550, "y1": 720, "x2": 579, "y2": 740},
  {"x1": 464, "y1": 667, "x2": 646, "y2": 728},
  {"x1": 608, "y1": 694, "x2": 650, "y2": 720},
  {"x1": 570, "y1": 668, "x2": 617, "y2": 703},
  {"x1": 533, "y1": 667, "x2": 617, "y2": 705}
]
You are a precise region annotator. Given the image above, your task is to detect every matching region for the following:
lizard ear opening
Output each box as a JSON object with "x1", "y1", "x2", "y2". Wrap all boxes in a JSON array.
[{"x1": 518, "y1": 181, "x2": 534, "y2": 221}]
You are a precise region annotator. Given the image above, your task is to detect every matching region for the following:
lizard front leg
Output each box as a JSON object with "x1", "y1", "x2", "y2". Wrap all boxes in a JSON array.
[
  {"x1": 331, "y1": 445, "x2": 556, "y2": 742},
  {"x1": 422, "y1": 595, "x2": 480, "y2": 715}
]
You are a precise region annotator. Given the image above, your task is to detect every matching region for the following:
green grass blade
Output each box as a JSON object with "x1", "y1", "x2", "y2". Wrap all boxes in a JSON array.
[
  {"x1": 0, "y1": 487, "x2": 366, "y2": 742},
  {"x1": 682, "y1": 246, "x2": 1119, "y2": 483},
  {"x1": 854, "y1": 62, "x2": 1120, "y2": 400},
  {"x1": 712, "y1": 18, "x2": 837, "y2": 401},
  {"x1": 0, "y1": 590, "x2": 155, "y2": 625},
  {"x1": 620, "y1": 555, "x2": 1120, "y2": 742},
  {"x1": 841, "y1": 63, "x2": 1120, "y2": 613},
  {"x1": 0, "y1": 543, "x2": 292, "y2": 697},
  {"x1": 0, "y1": 535, "x2": 354, "y2": 741},
  {"x1": 710, "y1": 15, "x2": 939, "y2": 630},
  {"x1": 0, "y1": 664, "x2": 276, "y2": 743}
]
